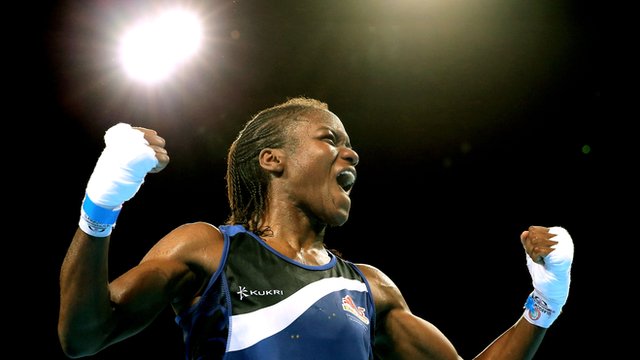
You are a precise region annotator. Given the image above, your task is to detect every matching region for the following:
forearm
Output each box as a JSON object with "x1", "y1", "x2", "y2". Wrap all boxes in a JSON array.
[
  {"x1": 59, "y1": 124, "x2": 168, "y2": 357},
  {"x1": 473, "y1": 226, "x2": 573, "y2": 359},
  {"x1": 58, "y1": 228, "x2": 115, "y2": 357},
  {"x1": 473, "y1": 316, "x2": 545, "y2": 360}
]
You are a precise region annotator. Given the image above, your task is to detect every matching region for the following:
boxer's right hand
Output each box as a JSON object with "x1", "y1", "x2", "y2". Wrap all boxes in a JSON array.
[{"x1": 79, "y1": 123, "x2": 169, "y2": 237}]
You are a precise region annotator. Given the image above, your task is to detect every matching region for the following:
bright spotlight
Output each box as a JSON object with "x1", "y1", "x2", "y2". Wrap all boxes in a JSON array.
[{"x1": 119, "y1": 7, "x2": 203, "y2": 84}]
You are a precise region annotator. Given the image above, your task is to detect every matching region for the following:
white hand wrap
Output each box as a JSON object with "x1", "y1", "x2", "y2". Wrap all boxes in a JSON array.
[
  {"x1": 79, "y1": 123, "x2": 159, "y2": 237},
  {"x1": 523, "y1": 226, "x2": 574, "y2": 328}
]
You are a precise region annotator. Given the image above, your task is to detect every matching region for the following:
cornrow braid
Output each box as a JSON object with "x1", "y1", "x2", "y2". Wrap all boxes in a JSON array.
[{"x1": 225, "y1": 97, "x2": 328, "y2": 235}]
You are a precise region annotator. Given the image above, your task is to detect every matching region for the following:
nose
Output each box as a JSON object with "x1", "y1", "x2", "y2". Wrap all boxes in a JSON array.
[{"x1": 342, "y1": 147, "x2": 359, "y2": 166}]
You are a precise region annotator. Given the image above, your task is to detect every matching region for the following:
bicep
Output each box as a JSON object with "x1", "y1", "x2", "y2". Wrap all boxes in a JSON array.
[
  {"x1": 106, "y1": 258, "x2": 196, "y2": 340},
  {"x1": 106, "y1": 222, "x2": 219, "y2": 339},
  {"x1": 375, "y1": 308, "x2": 461, "y2": 360},
  {"x1": 357, "y1": 263, "x2": 460, "y2": 360}
]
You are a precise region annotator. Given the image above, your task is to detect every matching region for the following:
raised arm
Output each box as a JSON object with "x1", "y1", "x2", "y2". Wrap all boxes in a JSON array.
[
  {"x1": 473, "y1": 226, "x2": 574, "y2": 359},
  {"x1": 364, "y1": 225, "x2": 574, "y2": 360},
  {"x1": 58, "y1": 123, "x2": 173, "y2": 357}
]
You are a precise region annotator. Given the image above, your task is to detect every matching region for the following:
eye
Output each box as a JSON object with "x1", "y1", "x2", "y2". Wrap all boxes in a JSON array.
[{"x1": 323, "y1": 134, "x2": 336, "y2": 145}]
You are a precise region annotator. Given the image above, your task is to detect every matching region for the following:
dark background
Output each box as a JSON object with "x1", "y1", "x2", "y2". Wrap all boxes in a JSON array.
[{"x1": 16, "y1": 0, "x2": 628, "y2": 358}]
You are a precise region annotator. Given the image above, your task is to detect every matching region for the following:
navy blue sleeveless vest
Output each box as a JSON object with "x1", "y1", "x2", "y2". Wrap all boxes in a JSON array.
[{"x1": 175, "y1": 225, "x2": 376, "y2": 360}]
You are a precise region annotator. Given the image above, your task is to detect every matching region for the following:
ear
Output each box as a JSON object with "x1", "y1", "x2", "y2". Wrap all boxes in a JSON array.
[{"x1": 259, "y1": 148, "x2": 285, "y2": 174}]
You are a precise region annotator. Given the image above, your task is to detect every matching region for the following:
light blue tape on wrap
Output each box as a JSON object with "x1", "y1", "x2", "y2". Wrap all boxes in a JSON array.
[{"x1": 82, "y1": 194, "x2": 122, "y2": 224}]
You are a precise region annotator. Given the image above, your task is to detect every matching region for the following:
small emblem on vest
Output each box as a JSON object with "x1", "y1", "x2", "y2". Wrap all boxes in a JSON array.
[{"x1": 342, "y1": 295, "x2": 369, "y2": 324}]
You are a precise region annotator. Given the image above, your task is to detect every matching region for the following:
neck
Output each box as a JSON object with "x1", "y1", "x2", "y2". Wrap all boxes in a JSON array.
[{"x1": 258, "y1": 221, "x2": 330, "y2": 266}]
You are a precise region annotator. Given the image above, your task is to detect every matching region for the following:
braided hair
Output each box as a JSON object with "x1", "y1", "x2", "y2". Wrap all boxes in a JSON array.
[{"x1": 225, "y1": 97, "x2": 329, "y2": 235}]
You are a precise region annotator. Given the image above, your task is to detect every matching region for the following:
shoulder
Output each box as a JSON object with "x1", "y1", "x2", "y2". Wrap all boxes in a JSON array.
[
  {"x1": 142, "y1": 221, "x2": 224, "y2": 272},
  {"x1": 153, "y1": 221, "x2": 222, "y2": 248},
  {"x1": 354, "y1": 263, "x2": 397, "y2": 289},
  {"x1": 354, "y1": 263, "x2": 387, "y2": 283},
  {"x1": 173, "y1": 221, "x2": 224, "y2": 243},
  {"x1": 354, "y1": 263, "x2": 409, "y2": 314},
  {"x1": 145, "y1": 222, "x2": 225, "y2": 304}
]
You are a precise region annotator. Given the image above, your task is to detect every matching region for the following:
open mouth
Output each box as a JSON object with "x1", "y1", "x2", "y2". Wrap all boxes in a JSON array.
[{"x1": 336, "y1": 170, "x2": 356, "y2": 192}]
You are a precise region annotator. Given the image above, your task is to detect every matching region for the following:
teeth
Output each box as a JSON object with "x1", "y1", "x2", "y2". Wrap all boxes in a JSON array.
[{"x1": 337, "y1": 171, "x2": 356, "y2": 190}]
